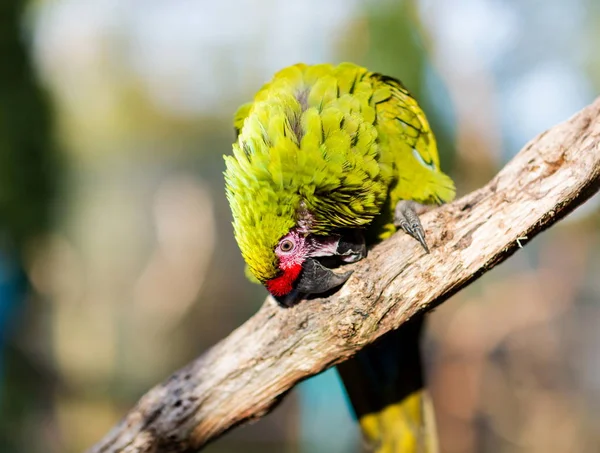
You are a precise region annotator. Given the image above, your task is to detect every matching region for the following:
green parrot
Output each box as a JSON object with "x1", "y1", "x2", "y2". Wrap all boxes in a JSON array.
[{"x1": 224, "y1": 62, "x2": 455, "y2": 452}]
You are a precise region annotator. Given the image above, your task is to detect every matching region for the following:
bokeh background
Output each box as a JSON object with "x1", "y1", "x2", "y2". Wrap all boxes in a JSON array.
[{"x1": 1, "y1": 0, "x2": 600, "y2": 452}]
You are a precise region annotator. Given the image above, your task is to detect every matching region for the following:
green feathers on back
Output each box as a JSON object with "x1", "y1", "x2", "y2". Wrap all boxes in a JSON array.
[{"x1": 224, "y1": 63, "x2": 455, "y2": 283}]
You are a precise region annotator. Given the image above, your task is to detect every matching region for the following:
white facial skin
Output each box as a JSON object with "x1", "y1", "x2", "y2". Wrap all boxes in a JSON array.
[
  {"x1": 274, "y1": 230, "x2": 309, "y2": 271},
  {"x1": 268, "y1": 230, "x2": 362, "y2": 303},
  {"x1": 274, "y1": 230, "x2": 341, "y2": 271}
]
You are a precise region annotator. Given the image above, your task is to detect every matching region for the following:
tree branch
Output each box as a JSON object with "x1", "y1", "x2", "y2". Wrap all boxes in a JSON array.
[{"x1": 89, "y1": 98, "x2": 600, "y2": 453}]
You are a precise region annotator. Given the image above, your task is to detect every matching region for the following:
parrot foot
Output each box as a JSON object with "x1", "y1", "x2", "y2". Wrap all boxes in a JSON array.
[{"x1": 394, "y1": 200, "x2": 429, "y2": 253}]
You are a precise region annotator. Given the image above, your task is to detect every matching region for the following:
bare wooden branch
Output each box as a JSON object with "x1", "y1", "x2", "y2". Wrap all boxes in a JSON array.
[{"x1": 89, "y1": 98, "x2": 600, "y2": 453}]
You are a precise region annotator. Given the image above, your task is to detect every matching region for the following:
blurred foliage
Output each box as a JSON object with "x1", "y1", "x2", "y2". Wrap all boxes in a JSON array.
[
  {"x1": 0, "y1": 1, "x2": 61, "y2": 452},
  {"x1": 0, "y1": 0, "x2": 60, "y2": 247}
]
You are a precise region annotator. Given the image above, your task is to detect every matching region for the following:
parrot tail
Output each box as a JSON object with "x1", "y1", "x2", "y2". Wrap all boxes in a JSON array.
[{"x1": 337, "y1": 316, "x2": 438, "y2": 453}]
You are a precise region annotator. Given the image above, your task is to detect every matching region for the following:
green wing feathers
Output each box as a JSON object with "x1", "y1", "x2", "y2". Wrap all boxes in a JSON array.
[{"x1": 369, "y1": 73, "x2": 455, "y2": 206}]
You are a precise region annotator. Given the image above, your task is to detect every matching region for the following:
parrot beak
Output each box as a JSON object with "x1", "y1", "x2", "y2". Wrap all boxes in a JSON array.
[{"x1": 295, "y1": 258, "x2": 353, "y2": 295}]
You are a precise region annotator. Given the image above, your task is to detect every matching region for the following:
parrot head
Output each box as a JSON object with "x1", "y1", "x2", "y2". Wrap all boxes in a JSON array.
[
  {"x1": 224, "y1": 147, "x2": 360, "y2": 306},
  {"x1": 225, "y1": 192, "x2": 357, "y2": 306},
  {"x1": 223, "y1": 63, "x2": 371, "y2": 306},
  {"x1": 263, "y1": 229, "x2": 355, "y2": 304}
]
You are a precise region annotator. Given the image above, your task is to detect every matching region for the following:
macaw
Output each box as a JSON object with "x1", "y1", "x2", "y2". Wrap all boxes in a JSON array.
[{"x1": 224, "y1": 62, "x2": 455, "y2": 452}]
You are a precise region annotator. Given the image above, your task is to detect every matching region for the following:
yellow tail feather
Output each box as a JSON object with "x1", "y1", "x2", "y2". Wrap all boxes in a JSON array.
[
  {"x1": 359, "y1": 389, "x2": 438, "y2": 453},
  {"x1": 337, "y1": 317, "x2": 437, "y2": 453}
]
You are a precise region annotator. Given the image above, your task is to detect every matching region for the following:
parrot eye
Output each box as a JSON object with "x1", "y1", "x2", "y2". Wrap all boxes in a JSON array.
[{"x1": 279, "y1": 239, "x2": 295, "y2": 253}]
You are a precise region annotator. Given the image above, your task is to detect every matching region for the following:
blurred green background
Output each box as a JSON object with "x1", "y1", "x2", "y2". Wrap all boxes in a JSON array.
[{"x1": 1, "y1": 0, "x2": 599, "y2": 452}]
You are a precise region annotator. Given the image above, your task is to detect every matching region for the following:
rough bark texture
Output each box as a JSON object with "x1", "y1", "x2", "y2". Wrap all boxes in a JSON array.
[{"x1": 89, "y1": 98, "x2": 600, "y2": 453}]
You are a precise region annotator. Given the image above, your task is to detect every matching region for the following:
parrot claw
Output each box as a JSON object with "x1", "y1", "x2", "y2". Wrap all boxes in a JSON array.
[{"x1": 394, "y1": 200, "x2": 430, "y2": 253}]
